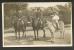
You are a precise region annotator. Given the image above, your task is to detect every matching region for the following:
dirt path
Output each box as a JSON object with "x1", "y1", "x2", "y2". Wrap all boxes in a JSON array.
[{"x1": 3, "y1": 27, "x2": 72, "y2": 47}]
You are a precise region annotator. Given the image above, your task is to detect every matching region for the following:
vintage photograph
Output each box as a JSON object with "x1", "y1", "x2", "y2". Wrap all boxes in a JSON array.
[{"x1": 2, "y1": 2, "x2": 72, "y2": 47}]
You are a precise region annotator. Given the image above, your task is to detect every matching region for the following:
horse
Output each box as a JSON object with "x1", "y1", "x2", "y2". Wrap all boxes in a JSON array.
[
  {"x1": 46, "y1": 19, "x2": 65, "y2": 41},
  {"x1": 52, "y1": 20, "x2": 65, "y2": 38},
  {"x1": 32, "y1": 17, "x2": 47, "y2": 40},
  {"x1": 13, "y1": 17, "x2": 27, "y2": 40},
  {"x1": 46, "y1": 20, "x2": 55, "y2": 41}
]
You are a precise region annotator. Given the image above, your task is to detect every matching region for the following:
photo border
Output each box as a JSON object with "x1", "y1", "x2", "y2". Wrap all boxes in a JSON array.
[
  {"x1": 0, "y1": 0, "x2": 73, "y2": 49},
  {"x1": 2, "y1": 2, "x2": 73, "y2": 47}
]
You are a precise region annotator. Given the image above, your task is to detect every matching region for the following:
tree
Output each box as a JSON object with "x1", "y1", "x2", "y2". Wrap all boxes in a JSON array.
[
  {"x1": 56, "y1": 2, "x2": 72, "y2": 24},
  {"x1": 4, "y1": 3, "x2": 28, "y2": 28}
]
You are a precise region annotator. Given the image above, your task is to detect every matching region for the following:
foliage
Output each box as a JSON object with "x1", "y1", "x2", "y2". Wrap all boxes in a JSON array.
[
  {"x1": 4, "y1": 3, "x2": 72, "y2": 28},
  {"x1": 4, "y1": 3, "x2": 28, "y2": 28},
  {"x1": 56, "y1": 2, "x2": 72, "y2": 24}
]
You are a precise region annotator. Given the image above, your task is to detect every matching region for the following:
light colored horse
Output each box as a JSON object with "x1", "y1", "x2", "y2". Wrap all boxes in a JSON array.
[{"x1": 46, "y1": 20, "x2": 65, "y2": 41}]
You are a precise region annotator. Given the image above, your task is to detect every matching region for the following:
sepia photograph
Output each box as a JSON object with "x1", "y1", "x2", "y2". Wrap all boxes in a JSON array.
[{"x1": 2, "y1": 2, "x2": 72, "y2": 47}]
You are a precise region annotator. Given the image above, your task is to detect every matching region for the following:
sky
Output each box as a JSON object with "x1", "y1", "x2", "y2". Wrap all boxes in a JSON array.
[
  {"x1": 3, "y1": 2, "x2": 70, "y2": 8},
  {"x1": 28, "y1": 2, "x2": 69, "y2": 8}
]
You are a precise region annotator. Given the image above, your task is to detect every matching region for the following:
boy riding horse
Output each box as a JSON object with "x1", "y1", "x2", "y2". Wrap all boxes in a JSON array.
[{"x1": 52, "y1": 12, "x2": 60, "y2": 31}]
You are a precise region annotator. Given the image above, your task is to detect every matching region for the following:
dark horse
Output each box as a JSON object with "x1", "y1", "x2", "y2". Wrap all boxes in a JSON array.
[
  {"x1": 32, "y1": 17, "x2": 47, "y2": 40},
  {"x1": 32, "y1": 17, "x2": 57, "y2": 41},
  {"x1": 13, "y1": 17, "x2": 27, "y2": 39}
]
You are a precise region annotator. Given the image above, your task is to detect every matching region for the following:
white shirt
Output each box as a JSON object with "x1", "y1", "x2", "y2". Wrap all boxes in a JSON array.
[{"x1": 52, "y1": 15, "x2": 59, "y2": 20}]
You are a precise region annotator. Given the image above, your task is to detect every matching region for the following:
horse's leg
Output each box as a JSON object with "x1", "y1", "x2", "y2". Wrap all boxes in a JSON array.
[
  {"x1": 43, "y1": 29, "x2": 46, "y2": 38},
  {"x1": 48, "y1": 28, "x2": 54, "y2": 42},
  {"x1": 21, "y1": 25, "x2": 26, "y2": 39},
  {"x1": 63, "y1": 30, "x2": 64, "y2": 39},
  {"x1": 21, "y1": 24, "x2": 26, "y2": 38},
  {"x1": 59, "y1": 29, "x2": 62, "y2": 39},
  {"x1": 24, "y1": 30, "x2": 26, "y2": 38},
  {"x1": 22, "y1": 30, "x2": 25, "y2": 38},
  {"x1": 50, "y1": 31, "x2": 54, "y2": 43},
  {"x1": 15, "y1": 29, "x2": 17, "y2": 39},
  {"x1": 60, "y1": 30, "x2": 64, "y2": 39},
  {"x1": 18, "y1": 30, "x2": 20, "y2": 40},
  {"x1": 23, "y1": 30, "x2": 26, "y2": 38},
  {"x1": 22, "y1": 29, "x2": 26, "y2": 38},
  {"x1": 34, "y1": 30, "x2": 36, "y2": 40},
  {"x1": 48, "y1": 28, "x2": 54, "y2": 38},
  {"x1": 14, "y1": 29, "x2": 17, "y2": 39},
  {"x1": 37, "y1": 29, "x2": 39, "y2": 40}
]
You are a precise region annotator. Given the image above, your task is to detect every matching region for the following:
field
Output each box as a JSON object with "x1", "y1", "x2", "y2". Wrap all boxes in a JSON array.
[{"x1": 3, "y1": 24, "x2": 72, "y2": 47}]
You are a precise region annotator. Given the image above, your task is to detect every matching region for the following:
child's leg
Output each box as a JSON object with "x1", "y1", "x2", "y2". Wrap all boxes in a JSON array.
[{"x1": 56, "y1": 21, "x2": 59, "y2": 30}]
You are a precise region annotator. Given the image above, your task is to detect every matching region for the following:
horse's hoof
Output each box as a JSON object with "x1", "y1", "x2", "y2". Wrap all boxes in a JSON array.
[{"x1": 51, "y1": 38, "x2": 55, "y2": 43}]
